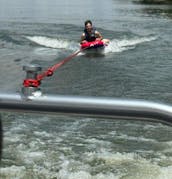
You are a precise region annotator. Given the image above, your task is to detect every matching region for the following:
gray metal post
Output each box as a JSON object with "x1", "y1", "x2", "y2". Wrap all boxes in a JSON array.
[{"x1": 22, "y1": 64, "x2": 42, "y2": 97}]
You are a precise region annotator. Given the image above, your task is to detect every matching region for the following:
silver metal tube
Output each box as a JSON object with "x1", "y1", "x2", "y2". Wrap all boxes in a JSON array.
[
  {"x1": 23, "y1": 64, "x2": 42, "y2": 79},
  {"x1": 22, "y1": 64, "x2": 42, "y2": 96},
  {"x1": 0, "y1": 92, "x2": 172, "y2": 125}
]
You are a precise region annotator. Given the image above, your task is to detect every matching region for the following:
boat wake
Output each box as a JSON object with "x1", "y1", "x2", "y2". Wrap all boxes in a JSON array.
[
  {"x1": 26, "y1": 35, "x2": 157, "y2": 55},
  {"x1": 25, "y1": 36, "x2": 79, "y2": 51},
  {"x1": 105, "y1": 36, "x2": 157, "y2": 53}
]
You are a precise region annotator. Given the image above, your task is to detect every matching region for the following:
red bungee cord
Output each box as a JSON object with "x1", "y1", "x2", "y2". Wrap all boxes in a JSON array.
[
  {"x1": 23, "y1": 40, "x2": 105, "y2": 88},
  {"x1": 23, "y1": 48, "x2": 84, "y2": 88}
]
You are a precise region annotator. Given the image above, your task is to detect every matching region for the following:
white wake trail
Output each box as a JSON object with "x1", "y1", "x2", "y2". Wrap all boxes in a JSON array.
[
  {"x1": 26, "y1": 36, "x2": 79, "y2": 51},
  {"x1": 105, "y1": 36, "x2": 157, "y2": 53}
]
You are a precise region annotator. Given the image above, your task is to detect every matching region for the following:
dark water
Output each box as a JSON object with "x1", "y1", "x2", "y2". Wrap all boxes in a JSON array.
[{"x1": 0, "y1": 0, "x2": 172, "y2": 178}]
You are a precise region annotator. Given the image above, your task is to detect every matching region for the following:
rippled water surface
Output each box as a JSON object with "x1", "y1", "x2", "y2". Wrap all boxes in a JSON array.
[{"x1": 0, "y1": 0, "x2": 172, "y2": 178}]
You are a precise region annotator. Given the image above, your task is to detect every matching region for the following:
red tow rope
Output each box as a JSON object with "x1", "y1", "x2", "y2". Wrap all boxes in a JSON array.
[
  {"x1": 37, "y1": 49, "x2": 82, "y2": 81},
  {"x1": 23, "y1": 79, "x2": 41, "y2": 88},
  {"x1": 23, "y1": 48, "x2": 85, "y2": 88}
]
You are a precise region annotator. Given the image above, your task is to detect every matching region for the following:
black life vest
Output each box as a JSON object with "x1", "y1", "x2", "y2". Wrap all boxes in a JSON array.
[{"x1": 84, "y1": 27, "x2": 96, "y2": 42}]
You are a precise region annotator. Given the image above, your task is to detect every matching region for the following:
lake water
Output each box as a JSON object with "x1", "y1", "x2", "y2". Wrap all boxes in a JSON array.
[{"x1": 0, "y1": 0, "x2": 172, "y2": 178}]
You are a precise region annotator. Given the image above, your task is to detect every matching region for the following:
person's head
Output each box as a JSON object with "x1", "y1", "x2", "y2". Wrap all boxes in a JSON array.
[{"x1": 84, "y1": 20, "x2": 93, "y2": 32}]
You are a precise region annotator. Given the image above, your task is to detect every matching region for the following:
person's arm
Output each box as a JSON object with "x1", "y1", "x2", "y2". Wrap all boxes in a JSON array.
[
  {"x1": 80, "y1": 33, "x2": 87, "y2": 44},
  {"x1": 95, "y1": 31, "x2": 103, "y2": 41}
]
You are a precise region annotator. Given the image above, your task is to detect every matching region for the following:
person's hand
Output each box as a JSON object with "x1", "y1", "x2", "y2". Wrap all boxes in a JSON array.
[
  {"x1": 96, "y1": 38, "x2": 102, "y2": 41},
  {"x1": 81, "y1": 40, "x2": 88, "y2": 44}
]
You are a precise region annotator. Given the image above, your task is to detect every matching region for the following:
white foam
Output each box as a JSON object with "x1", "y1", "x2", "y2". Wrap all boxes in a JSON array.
[
  {"x1": 58, "y1": 157, "x2": 122, "y2": 179},
  {"x1": 2, "y1": 149, "x2": 172, "y2": 178},
  {"x1": 26, "y1": 35, "x2": 157, "y2": 56},
  {"x1": 20, "y1": 150, "x2": 46, "y2": 165},
  {"x1": 85, "y1": 138, "x2": 112, "y2": 147},
  {"x1": 4, "y1": 136, "x2": 23, "y2": 145},
  {"x1": 159, "y1": 166, "x2": 172, "y2": 179},
  {"x1": 58, "y1": 170, "x2": 121, "y2": 179},
  {"x1": 26, "y1": 36, "x2": 79, "y2": 51},
  {"x1": 2, "y1": 114, "x2": 172, "y2": 179},
  {"x1": 85, "y1": 150, "x2": 139, "y2": 165},
  {"x1": 34, "y1": 131, "x2": 52, "y2": 138},
  {"x1": 116, "y1": 134, "x2": 158, "y2": 143},
  {"x1": 84, "y1": 150, "x2": 172, "y2": 179},
  {"x1": 25, "y1": 151, "x2": 45, "y2": 160},
  {"x1": 105, "y1": 36, "x2": 157, "y2": 53},
  {"x1": 0, "y1": 165, "x2": 26, "y2": 178}
]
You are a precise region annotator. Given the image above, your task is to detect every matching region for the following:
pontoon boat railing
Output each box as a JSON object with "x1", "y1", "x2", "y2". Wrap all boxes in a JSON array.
[
  {"x1": 1, "y1": 92, "x2": 172, "y2": 125},
  {"x1": 1, "y1": 64, "x2": 172, "y2": 160},
  {"x1": 0, "y1": 64, "x2": 172, "y2": 125}
]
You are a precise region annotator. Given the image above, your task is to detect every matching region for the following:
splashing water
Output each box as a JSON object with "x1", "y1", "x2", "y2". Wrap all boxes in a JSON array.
[
  {"x1": 26, "y1": 35, "x2": 157, "y2": 55},
  {"x1": 105, "y1": 36, "x2": 157, "y2": 53},
  {"x1": 26, "y1": 36, "x2": 80, "y2": 51}
]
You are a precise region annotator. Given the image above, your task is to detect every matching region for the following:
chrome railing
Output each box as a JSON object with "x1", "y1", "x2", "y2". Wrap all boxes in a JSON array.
[
  {"x1": 1, "y1": 92, "x2": 172, "y2": 125},
  {"x1": 1, "y1": 64, "x2": 172, "y2": 160}
]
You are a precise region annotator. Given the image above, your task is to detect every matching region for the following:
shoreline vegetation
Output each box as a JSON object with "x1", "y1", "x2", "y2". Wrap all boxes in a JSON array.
[{"x1": 133, "y1": 0, "x2": 172, "y2": 4}]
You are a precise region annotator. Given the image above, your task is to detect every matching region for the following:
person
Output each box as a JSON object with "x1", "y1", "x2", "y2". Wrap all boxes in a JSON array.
[{"x1": 80, "y1": 20, "x2": 110, "y2": 45}]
